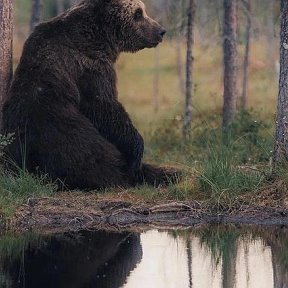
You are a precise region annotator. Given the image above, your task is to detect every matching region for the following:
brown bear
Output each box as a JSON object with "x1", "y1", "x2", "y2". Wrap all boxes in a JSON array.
[{"x1": 2, "y1": 0, "x2": 178, "y2": 190}]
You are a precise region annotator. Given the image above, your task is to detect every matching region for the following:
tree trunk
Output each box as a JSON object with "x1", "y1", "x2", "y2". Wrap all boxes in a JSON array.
[
  {"x1": 56, "y1": 0, "x2": 65, "y2": 15},
  {"x1": 183, "y1": 0, "x2": 195, "y2": 139},
  {"x1": 222, "y1": 0, "x2": 237, "y2": 132},
  {"x1": 240, "y1": 0, "x2": 251, "y2": 110},
  {"x1": 198, "y1": 0, "x2": 208, "y2": 44},
  {"x1": 274, "y1": 0, "x2": 288, "y2": 164},
  {"x1": 30, "y1": 0, "x2": 42, "y2": 33},
  {"x1": 266, "y1": 0, "x2": 275, "y2": 67},
  {"x1": 153, "y1": 46, "x2": 160, "y2": 113},
  {"x1": 0, "y1": 0, "x2": 13, "y2": 129},
  {"x1": 176, "y1": 36, "x2": 185, "y2": 96}
]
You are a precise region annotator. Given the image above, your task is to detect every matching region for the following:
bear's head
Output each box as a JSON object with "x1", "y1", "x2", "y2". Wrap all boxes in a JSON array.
[
  {"x1": 75, "y1": 0, "x2": 166, "y2": 54},
  {"x1": 105, "y1": 0, "x2": 166, "y2": 52}
]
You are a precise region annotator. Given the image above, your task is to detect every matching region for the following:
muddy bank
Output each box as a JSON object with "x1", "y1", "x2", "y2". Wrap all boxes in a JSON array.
[{"x1": 7, "y1": 192, "x2": 288, "y2": 234}]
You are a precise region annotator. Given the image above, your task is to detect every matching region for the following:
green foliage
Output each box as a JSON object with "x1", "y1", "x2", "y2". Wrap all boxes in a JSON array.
[
  {"x1": 0, "y1": 134, "x2": 56, "y2": 217},
  {"x1": 193, "y1": 110, "x2": 273, "y2": 164},
  {"x1": 146, "y1": 114, "x2": 195, "y2": 164},
  {"x1": 197, "y1": 145, "x2": 264, "y2": 210},
  {"x1": 131, "y1": 184, "x2": 160, "y2": 201},
  {"x1": 0, "y1": 169, "x2": 57, "y2": 216},
  {"x1": 148, "y1": 109, "x2": 272, "y2": 165},
  {"x1": 0, "y1": 134, "x2": 14, "y2": 158},
  {"x1": 228, "y1": 110, "x2": 273, "y2": 163},
  {"x1": 146, "y1": 110, "x2": 270, "y2": 205},
  {"x1": 166, "y1": 177, "x2": 194, "y2": 200},
  {"x1": 196, "y1": 111, "x2": 270, "y2": 209}
]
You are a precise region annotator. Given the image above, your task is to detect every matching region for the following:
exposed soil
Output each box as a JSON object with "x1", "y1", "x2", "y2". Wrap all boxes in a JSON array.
[{"x1": 7, "y1": 190, "x2": 288, "y2": 234}]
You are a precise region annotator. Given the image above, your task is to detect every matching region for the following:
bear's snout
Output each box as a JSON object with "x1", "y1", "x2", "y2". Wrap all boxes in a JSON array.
[
  {"x1": 152, "y1": 25, "x2": 166, "y2": 45},
  {"x1": 159, "y1": 27, "x2": 166, "y2": 38},
  {"x1": 146, "y1": 21, "x2": 166, "y2": 46},
  {"x1": 156, "y1": 27, "x2": 166, "y2": 43}
]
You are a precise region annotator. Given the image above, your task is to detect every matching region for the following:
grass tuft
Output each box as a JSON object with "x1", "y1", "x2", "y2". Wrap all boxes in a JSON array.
[{"x1": 0, "y1": 169, "x2": 57, "y2": 216}]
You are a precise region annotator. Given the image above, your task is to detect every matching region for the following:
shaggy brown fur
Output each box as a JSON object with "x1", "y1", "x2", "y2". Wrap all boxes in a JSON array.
[{"x1": 2, "y1": 0, "x2": 178, "y2": 190}]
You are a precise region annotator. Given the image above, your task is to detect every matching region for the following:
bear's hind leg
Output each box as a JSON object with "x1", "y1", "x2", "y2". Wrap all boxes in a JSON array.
[{"x1": 34, "y1": 116, "x2": 130, "y2": 190}]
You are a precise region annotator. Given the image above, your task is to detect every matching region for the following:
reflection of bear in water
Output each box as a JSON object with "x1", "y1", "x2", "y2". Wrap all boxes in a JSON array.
[
  {"x1": 2, "y1": 0, "x2": 178, "y2": 190},
  {"x1": 3, "y1": 231, "x2": 142, "y2": 288}
]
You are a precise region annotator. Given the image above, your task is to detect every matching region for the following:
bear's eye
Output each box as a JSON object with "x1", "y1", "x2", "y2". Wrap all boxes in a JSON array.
[{"x1": 134, "y1": 8, "x2": 143, "y2": 21}]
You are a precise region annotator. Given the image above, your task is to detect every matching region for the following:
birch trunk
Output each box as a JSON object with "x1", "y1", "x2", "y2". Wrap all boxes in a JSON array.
[{"x1": 0, "y1": 0, "x2": 13, "y2": 128}]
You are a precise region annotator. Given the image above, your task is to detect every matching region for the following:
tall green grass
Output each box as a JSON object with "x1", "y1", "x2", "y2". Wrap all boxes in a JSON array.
[
  {"x1": 145, "y1": 110, "x2": 273, "y2": 205},
  {"x1": 0, "y1": 135, "x2": 57, "y2": 216},
  {"x1": 196, "y1": 111, "x2": 272, "y2": 209},
  {"x1": 0, "y1": 169, "x2": 57, "y2": 216},
  {"x1": 197, "y1": 145, "x2": 265, "y2": 210}
]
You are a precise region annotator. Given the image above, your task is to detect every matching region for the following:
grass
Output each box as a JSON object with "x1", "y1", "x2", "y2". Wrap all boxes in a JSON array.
[
  {"x1": 194, "y1": 111, "x2": 272, "y2": 210},
  {"x1": 197, "y1": 149, "x2": 265, "y2": 211},
  {"x1": 0, "y1": 162, "x2": 57, "y2": 216},
  {"x1": 138, "y1": 109, "x2": 273, "y2": 209},
  {"x1": 0, "y1": 135, "x2": 57, "y2": 217}
]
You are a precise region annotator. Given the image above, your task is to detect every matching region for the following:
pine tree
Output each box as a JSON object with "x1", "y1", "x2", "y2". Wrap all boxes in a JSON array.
[{"x1": 222, "y1": 0, "x2": 237, "y2": 131}]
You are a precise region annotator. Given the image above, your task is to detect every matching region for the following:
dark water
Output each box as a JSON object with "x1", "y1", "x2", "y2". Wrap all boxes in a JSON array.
[{"x1": 0, "y1": 226, "x2": 287, "y2": 288}]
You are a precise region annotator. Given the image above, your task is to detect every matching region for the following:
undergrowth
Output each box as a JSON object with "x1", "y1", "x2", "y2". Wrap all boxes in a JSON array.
[
  {"x1": 0, "y1": 169, "x2": 57, "y2": 216},
  {"x1": 145, "y1": 109, "x2": 274, "y2": 208},
  {"x1": 0, "y1": 135, "x2": 57, "y2": 217},
  {"x1": 0, "y1": 109, "x2": 281, "y2": 217}
]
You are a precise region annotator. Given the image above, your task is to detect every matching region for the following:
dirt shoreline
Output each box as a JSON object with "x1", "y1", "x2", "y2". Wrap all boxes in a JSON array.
[{"x1": 6, "y1": 193, "x2": 288, "y2": 234}]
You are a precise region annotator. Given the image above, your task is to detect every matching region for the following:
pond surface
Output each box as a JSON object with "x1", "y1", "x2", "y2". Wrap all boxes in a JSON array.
[{"x1": 0, "y1": 226, "x2": 287, "y2": 288}]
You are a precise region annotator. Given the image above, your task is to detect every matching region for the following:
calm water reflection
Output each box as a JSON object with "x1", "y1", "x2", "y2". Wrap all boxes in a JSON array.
[{"x1": 0, "y1": 226, "x2": 287, "y2": 288}]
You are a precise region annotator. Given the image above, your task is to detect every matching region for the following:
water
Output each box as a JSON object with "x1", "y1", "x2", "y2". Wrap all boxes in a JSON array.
[{"x1": 0, "y1": 226, "x2": 287, "y2": 288}]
